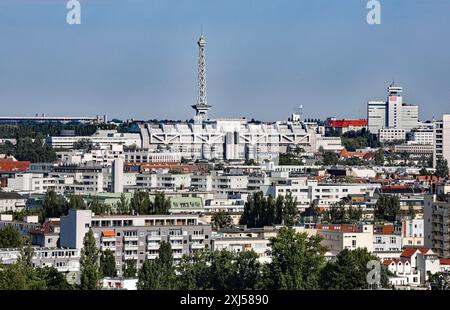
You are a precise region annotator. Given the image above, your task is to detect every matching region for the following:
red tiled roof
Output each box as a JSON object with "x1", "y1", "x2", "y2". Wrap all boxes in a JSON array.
[
  {"x1": 326, "y1": 119, "x2": 368, "y2": 128},
  {"x1": 0, "y1": 159, "x2": 30, "y2": 171},
  {"x1": 439, "y1": 258, "x2": 450, "y2": 265},
  {"x1": 400, "y1": 247, "x2": 429, "y2": 258}
]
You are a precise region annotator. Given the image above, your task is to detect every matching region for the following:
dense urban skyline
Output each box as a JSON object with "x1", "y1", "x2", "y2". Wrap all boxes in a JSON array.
[{"x1": 0, "y1": 0, "x2": 449, "y2": 121}]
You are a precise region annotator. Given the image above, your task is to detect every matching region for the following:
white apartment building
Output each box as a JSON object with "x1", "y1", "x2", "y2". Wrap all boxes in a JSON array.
[
  {"x1": 138, "y1": 118, "x2": 336, "y2": 162},
  {"x1": 433, "y1": 114, "x2": 450, "y2": 168},
  {"x1": 367, "y1": 83, "x2": 419, "y2": 135},
  {"x1": 379, "y1": 128, "x2": 406, "y2": 142},
  {"x1": 264, "y1": 178, "x2": 380, "y2": 210},
  {"x1": 124, "y1": 148, "x2": 183, "y2": 163},
  {"x1": 384, "y1": 247, "x2": 440, "y2": 287},
  {"x1": 393, "y1": 144, "x2": 434, "y2": 158},
  {"x1": 368, "y1": 101, "x2": 387, "y2": 133},
  {"x1": 6, "y1": 173, "x2": 57, "y2": 193},
  {"x1": 212, "y1": 237, "x2": 271, "y2": 263},
  {"x1": 56, "y1": 145, "x2": 124, "y2": 165},
  {"x1": 402, "y1": 219, "x2": 424, "y2": 247},
  {"x1": 0, "y1": 247, "x2": 80, "y2": 273},
  {"x1": 155, "y1": 173, "x2": 192, "y2": 190},
  {"x1": 59, "y1": 209, "x2": 212, "y2": 273},
  {"x1": 0, "y1": 192, "x2": 26, "y2": 212},
  {"x1": 47, "y1": 130, "x2": 142, "y2": 150},
  {"x1": 373, "y1": 233, "x2": 403, "y2": 254},
  {"x1": 409, "y1": 126, "x2": 434, "y2": 145},
  {"x1": 316, "y1": 223, "x2": 374, "y2": 255},
  {"x1": 315, "y1": 136, "x2": 343, "y2": 152},
  {"x1": 204, "y1": 198, "x2": 245, "y2": 213}
]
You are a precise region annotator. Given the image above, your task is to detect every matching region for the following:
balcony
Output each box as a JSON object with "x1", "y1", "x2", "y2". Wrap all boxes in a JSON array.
[
  {"x1": 123, "y1": 254, "x2": 138, "y2": 260},
  {"x1": 124, "y1": 236, "x2": 138, "y2": 242},
  {"x1": 170, "y1": 243, "x2": 184, "y2": 250},
  {"x1": 190, "y1": 234, "x2": 205, "y2": 241},
  {"x1": 169, "y1": 234, "x2": 184, "y2": 240},
  {"x1": 101, "y1": 245, "x2": 116, "y2": 251},
  {"x1": 147, "y1": 253, "x2": 158, "y2": 260},
  {"x1": 147, "y1": 243, "x2": 160, "y2": 250},
  {"x1": 146, "y1": 235, "x2": 161, "y2": 241},
  {"x1": 124, "y1": 245, "x2": 139, "y2": 251},
  {"x1": 190, "y1": 243, "x2": 205, "y2": 250},
  {"x1": 101, "y1": 236, "x2": 116, "y2": 243},
  {"x1": 173, "y1": 253, "x2": 183, "y2": 260}
]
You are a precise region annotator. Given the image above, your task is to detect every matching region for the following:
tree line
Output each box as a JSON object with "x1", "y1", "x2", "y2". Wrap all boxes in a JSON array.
[
  {"x1": 239, "y1": 192, "x2": 299, "y2": 228},
  {"x1": 78, "y1": 227, "x2": 391, "y2": 290},
  {"x1": 9, "y1": 191, "x2": 172, "y2": 225}
]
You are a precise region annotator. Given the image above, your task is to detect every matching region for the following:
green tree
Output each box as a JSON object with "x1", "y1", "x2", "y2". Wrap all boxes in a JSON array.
[
  {"x1": 428, "y1": 272, "x2": 450, "y2": 290},
  {"x1": 282, "y1": 192, "x2": 299, "y2": 226},
  {"x1": 320, "y1": 248, "x2": 390, "y2": 289},
  {"x1": 137, "y1": 241, "x2": 177, "y2": 289},
  {"x1": 176, "y1": 250, "x2": 210, "y2": 290},
  {"x1": 0, "y1": 225, "x2": 24, "y2": 248},
  {"x1": 90, "y1": 197, "x2": 110, "y2": 215},
  {"x1": 264, "y1": 227, "x2": 326, "y2": 289},
  {"x1": 435, "y1": 158, "x2": 449, "y2": 178},
  {"x1": 374, "y1": 147, "x2": 385, "y2": 166},
  {"x1": 115, "y1": 193, "x2": 130, "y2": 215},
  {"x1": 211, "y1": 211, "x2": 233, "y2": 230},
  {"x1": 130, "y1": 191, "x2": 150, "y2": 215},
  {"x1": 136, "y1": 258, "x2": 161, "y2": 289},
  {"x1": 233, "y1": 250, "x2": 261, "y2": 290},
  {"x1": 274, "y1": 195, "x2": 284, "y2": 225},
  {"x1": 69, "y1": 195, "x2": 87, "y2": 210},
  {"x1": 322, "y1": 151, "x2": 339, "y2": 166},
  {"x1": 36, "y1": 267, "x2": 74, "y2": 290},
  {"x1": 151, "y1": 192, "x2": 171, "y2": 215},
  {"x1": 43, "y1": 190, "x2": 68, "y2": 218},
  {"x1": 73, "y1": 138, "x2": 93, "y2": 151},
  {"x1": 79, "y1": 229, "x2": 101, "y2": 290},
  {"x1": 100, "y1": 249, "x2": 117, "y2": 278},
  {"x1": 123, "y1": 259, "x2": 137, "y2": 278},
  {"x1": 374, "y1": 195, "x2": 401, "y2": 221}
]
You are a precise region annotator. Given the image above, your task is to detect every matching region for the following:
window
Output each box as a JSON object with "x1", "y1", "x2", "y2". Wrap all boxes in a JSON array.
[{"x1": 352, "y1": 240, "x2": 357, "y2": 247}]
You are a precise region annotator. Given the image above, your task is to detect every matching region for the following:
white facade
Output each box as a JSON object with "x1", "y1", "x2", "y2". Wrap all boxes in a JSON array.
[
  {"x1": 0, "y1": 247, "x2": 80, "y2": 273},
  {"x1": 433, "y1": 114, "x2": 450, "y2": 168},
  {"x1": 367, "y1": 83, "x2": 419, "y2": 135},
  {"x1": 0, "y1": 193, "x2": 26, "y2": 212},
  {"x1": 212, "y1": 238, "x2": 271, "y2": 263},
  {"x1": 379, "y1": 128, "x2": 406, "y2": 142},
  {"x1": 373, "y1": 234, "x2": 403, "y2": 253},
  {"x1": 124, "y1": 148, "x2": 183, "y2": 163},
  {"x1": 112, "y1": 158, "x2": 124, "y2": 193},
  {"x1": 264, "y1": 178, "x2": 380, "y2": 209},
  {"x1": 368, "y1": 101, "x2": 386, "y2": 134},
  {"x1": 402, "y1": 219, "x2": 424, "y2": 247},
  {"x1": 139, "y1": 119, "x2": 325, "y2": 162},
  {"x1": 317, "y1": 224, "x2": 374, "y2": 255},
  {"x1": 410, "y1": 126, "x2": 434, "y2": 145},
  {"x1": 47, "y1": 130, "x2": 141, "y2": 150}
]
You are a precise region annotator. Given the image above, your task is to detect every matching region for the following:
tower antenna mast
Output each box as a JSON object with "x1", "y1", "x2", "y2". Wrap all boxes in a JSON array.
[{"x1": 192, "y1": 33, "x2": 211, "y2": 124}]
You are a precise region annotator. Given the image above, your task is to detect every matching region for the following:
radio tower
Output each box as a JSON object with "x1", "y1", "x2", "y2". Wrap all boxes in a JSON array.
[{"x1": 192, "y1": 33, "x2": 211, "y2": 124}]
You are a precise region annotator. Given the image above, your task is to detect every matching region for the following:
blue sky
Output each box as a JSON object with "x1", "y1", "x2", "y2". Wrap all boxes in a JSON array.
[{"x1": 0, "y1": 0, "x2": 449, "y2": 121}]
